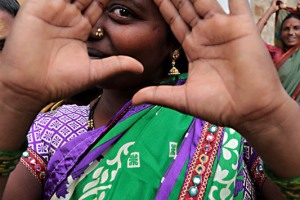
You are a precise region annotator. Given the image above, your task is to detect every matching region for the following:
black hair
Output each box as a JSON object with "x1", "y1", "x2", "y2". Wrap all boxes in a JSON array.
[
  {"x1": 0, "y1": 0, "x2": 20, "y2": 17},
  {"x1": 281, "y1": 13, "x2": 300, "y2": 31}
]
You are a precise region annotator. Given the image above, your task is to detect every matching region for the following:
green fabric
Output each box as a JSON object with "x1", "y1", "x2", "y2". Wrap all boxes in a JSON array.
[
  {"x1": 277, "y1": 50, "x2": 300, "y2": 102},
  {"x1": 50, "y1": 73, "x2": 246, "y2": 199},
  {"x1": 59, "y1": 106, "x2": 194, "y2": 199},
  {"x1": 203, "y1": 127, "x2": 243, "y2": 200},
  {"x1": 52, "y1": 111, "x2": 246, "y2": 199}
]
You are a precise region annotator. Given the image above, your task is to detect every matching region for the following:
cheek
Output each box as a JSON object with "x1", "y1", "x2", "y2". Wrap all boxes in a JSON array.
[
  {"x1": 296, "y1": 31, "x2": 300, "y2": 39},
  {"x1": 111, "y1": 26, "x2": 170, "y2": 66}
]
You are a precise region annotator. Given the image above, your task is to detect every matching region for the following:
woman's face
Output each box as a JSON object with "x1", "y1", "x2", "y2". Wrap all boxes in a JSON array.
[
  {"x1": 280, "y1": 17, "x2": 300, "y2": 48},
  {"x1": 87, "y1": 0, "x2": 174, "y2": 90}
]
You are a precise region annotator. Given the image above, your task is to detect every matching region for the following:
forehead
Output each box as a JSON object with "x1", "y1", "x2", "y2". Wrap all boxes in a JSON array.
[{"x1": 283, "y1": 17, "x2": 300, "y2": 27}]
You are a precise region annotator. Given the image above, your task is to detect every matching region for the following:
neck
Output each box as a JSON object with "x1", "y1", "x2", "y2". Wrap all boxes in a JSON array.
[{"x1": 92, "y1": 89, "x2": 136, "y2": 128}]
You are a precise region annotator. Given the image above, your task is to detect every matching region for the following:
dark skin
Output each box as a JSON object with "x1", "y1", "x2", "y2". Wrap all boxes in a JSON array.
[
  {"x1": 88, "y1": 0, "x2": 177, "y2": 127},
  {"x1": 4, "y1": 0, "x2": 175, "y2": 198},
  {"x1": 280, "y1": 17, "x2": 300, "y2": 48},
  {"x1": 1, "y1": 0, "x2": 299, "y2": 199}
]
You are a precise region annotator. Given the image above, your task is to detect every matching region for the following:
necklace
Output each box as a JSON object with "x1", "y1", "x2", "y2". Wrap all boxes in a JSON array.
[{"x1": 87, "y1": 95, "x2": 102, "y2": 131}]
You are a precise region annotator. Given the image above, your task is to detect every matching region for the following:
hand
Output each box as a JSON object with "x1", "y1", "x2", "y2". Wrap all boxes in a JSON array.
[
  {"x1": 271, "y1": 0, "x2": 285, "y2": 12},
  {"x1": 133, "y1": 0, "x2": 290, "y2": 132},
  {"x1": 0, "y1": 0, "x2": 143, "y2": 112}
]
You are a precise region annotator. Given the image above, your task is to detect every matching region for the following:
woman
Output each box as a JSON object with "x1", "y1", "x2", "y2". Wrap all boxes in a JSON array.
[
  {"x1": 257, "y1": 0, "x2": 300, "y2": 102},
  {"x1": 0, "y1": 0, "x2": 299, "y2": 199}
]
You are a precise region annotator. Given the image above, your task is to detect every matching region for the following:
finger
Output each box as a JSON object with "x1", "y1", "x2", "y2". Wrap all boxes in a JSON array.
[
  {"x1": 132, "y1": 85, "x2": 187, "y2": 114},
  {"x1": 90, "y1": 56, "x2": 144, "y2": 85},
  {"x1": 72, "y1": 0, "x2": 93, "y2": 11},
  {"x1": 193, "y1": 0, "x2": 225, "y2": 18},
  {"x1": 83, "y1": 0, "x2": 102, "y2": 25},
  {"x1": 228, "y1": 0, "x2": 251, "y2": 15},
  {"x1": 172, "y1": 0, "x2": 200, "y2": 28},
  {"x1": 154, "y1": 0, "x2": 190, "y2": 44}
]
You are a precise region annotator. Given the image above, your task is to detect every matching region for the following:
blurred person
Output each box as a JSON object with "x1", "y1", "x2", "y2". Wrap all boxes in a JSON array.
[{"x1": 257, "y1": 0, "x2": 300, "y2": 102}]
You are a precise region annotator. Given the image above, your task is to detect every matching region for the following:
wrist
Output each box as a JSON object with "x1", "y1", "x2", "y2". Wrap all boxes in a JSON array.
[
  {"x1": 239, "y1": 97, "x2": 300, "y2": 178},
  {"x1": 0, "y1": 83, "x2": 42, "y2": 151},
  {"x1": 0, "y1": 81, "x2": 44, "y2": 115}
]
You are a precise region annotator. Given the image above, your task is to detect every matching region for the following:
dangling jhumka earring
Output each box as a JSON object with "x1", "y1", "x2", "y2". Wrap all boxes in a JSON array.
[
  {"x1": 168, "y1": 49, "x2": 181, "y2": 76},
  {"x1": 94, "y1": 27, "x2": 104, "y2": 39}
]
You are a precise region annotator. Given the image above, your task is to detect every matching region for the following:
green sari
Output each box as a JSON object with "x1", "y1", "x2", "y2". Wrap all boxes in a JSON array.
[{"x1": 44, "y1": 74, "x2": 261, "y2": 200}]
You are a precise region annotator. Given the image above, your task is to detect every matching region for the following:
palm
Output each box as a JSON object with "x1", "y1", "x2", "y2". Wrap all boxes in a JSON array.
[
  {"x1": 0, "y1": 0, "x2": 142, "y2": 108},
  {"x1": 133, "y1": 0, "x2": 287, "y2": 129}
]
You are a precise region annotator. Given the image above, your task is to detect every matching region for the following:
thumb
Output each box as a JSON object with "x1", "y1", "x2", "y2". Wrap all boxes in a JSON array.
[
  {"x1": 90, "y1": 55, "x2": 144, "y2": 84},
  {"x1": 132, "y1": 85, "x2": 188, "y2": 113}
]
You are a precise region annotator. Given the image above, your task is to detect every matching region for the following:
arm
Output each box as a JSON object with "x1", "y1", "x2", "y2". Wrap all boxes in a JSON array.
[
  {"x1": 0, "y1": 96, "x2": 40, "y2": 198},
  {"x1": 133, "y1": 0, "x2": 300, "y2": 181},
  {"x1": 0, "y1": 0, "x2": 142, "y2": 197},
  {"x1": 256, "y1": 0, "x2": 282, "y2": 34},
  {"x1": 3, "y1": 163, "x2": 43, "y2": 200}
]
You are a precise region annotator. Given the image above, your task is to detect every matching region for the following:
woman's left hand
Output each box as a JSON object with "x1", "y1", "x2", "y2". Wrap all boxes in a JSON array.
[
  {"x1": 133, "y1": 0, "x2": 300, "y2": 179},
  {"x1": 133, "y1": 0, "x2": 288, "y2": 130}
]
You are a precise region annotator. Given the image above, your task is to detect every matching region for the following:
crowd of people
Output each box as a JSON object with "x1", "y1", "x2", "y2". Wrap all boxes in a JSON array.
[{"x1": 0, "y1": 0, "x2": 299, "y2": 199}]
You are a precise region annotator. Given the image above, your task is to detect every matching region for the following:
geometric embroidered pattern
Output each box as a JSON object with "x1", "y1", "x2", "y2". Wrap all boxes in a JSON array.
[
  {"x1": 27, "y1": 105, "x2": 90, "y2": 162},
  {"x1": 127, "y1": 152, "x2": 140, "y2": 168},
  {"x1": 169, "y1": 142, "x2": 177, "y2": 158},
  {"x1": 243, "y1": 164, "x2": 256, "y2": 200}
]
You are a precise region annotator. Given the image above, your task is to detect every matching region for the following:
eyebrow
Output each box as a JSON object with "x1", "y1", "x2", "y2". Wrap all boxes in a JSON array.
[{"x1": 117, "y1": 0, "x2": 146, "y2": 12}]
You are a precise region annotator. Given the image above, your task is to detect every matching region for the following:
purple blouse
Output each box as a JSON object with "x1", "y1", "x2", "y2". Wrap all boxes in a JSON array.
[{"x1": 27, "y1": 104, "x2": 90, "y2": 162}]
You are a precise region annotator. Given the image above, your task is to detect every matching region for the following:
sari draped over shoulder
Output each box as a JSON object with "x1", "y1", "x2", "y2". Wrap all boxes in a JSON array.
[
  {"x1": 269, "y1": 8, "x2": 300, "y2": 102},
  {"x1": 38, "y1": 74, "x2": 264, "y2": 200}
]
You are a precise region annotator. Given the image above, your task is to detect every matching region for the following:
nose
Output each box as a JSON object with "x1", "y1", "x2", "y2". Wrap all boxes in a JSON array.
[
  {"x1": 288, "y1": 28, "x2": 295, "y2": 35},
  {"x1": 89, "y1": 16, "x2": 106, "y2": 40},
  {"x1": 90, "y1": 27, "x2": 104, "y2": 40}
]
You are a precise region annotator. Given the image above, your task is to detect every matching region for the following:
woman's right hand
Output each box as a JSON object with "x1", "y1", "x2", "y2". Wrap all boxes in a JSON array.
[
  {"x1": 271, "y1": 0, "x2": 284, "y2": 13},
  {"x1": 0, "y1": 0, "x2": 143, "y2": 113}
]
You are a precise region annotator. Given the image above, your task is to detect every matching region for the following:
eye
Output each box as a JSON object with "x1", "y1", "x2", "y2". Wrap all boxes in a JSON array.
[
  {"x1": 109, "y1": 6, "x2": 133, "y2": 19},
  {"x1": 294, "y1": 26, "x2": 300, "y2": 30},
  {"x1": 282, "y1": 27, "x2": 289, "y2": 32}
]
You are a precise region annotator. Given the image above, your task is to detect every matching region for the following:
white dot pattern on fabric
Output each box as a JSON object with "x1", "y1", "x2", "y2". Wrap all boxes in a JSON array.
[{"x1": 27, "y1": 104, "x2": 90, "y2": 161}]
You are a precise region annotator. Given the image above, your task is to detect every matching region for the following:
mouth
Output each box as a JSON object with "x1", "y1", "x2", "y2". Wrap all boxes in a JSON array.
[
  {"x1": 287, "y1": 36, "x2": 297, "y2": 40},
  {"x1": 88, "y1": 48, "x2": 109, "y2": 59}
]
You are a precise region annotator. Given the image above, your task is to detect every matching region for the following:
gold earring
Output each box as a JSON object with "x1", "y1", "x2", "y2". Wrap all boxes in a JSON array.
[
  {"x1": 94, "y1": 28, "x2": 104, "y2": 39},
  {"x1": 168, "y1": 49, "x2": 181, "y2": 76}
]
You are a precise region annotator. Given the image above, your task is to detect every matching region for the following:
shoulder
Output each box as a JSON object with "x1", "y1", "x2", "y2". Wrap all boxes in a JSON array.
[{"x1": 27, "y1": 104, "x2": 90, "y2": 161}]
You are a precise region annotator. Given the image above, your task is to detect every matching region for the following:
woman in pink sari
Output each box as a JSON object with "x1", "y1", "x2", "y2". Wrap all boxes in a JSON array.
[{"x1": 258, "y1": 0, "x2": 300, "y2": 102}]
